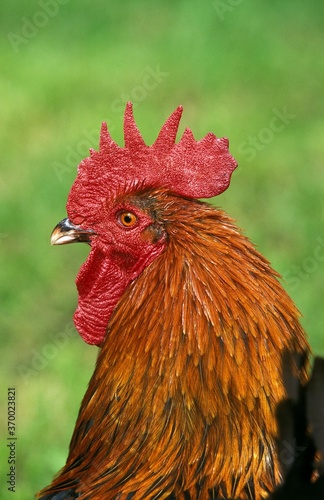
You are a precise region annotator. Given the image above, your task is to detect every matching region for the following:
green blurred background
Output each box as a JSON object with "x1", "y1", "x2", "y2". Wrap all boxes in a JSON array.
[{"x1": 1, "y1": 0, "x2": 323, "y2": 497}]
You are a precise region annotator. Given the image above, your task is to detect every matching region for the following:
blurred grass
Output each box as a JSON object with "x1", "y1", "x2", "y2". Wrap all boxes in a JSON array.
[{"x1": 0, "y1": 0, "x2": 324, "y2": 497}]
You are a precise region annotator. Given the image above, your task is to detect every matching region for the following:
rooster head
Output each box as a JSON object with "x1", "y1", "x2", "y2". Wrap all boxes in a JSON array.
[{"x1": 51, "y1": 103, "x2": 237, "y2": 346}]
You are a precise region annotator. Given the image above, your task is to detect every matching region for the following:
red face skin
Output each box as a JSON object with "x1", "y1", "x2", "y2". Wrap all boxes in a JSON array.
[{"x1": 67, "y1": 194, "x2": 166, "y2": 346}]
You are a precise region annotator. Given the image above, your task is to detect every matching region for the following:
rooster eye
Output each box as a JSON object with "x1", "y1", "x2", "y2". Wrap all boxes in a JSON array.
[{"x1": 117, "y1": 211, "x2": 138, "y2": 228}]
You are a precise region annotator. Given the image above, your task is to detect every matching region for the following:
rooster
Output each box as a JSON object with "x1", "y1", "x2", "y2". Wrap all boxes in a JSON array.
[{"x1": 38, "y1": 103, "x2": 310, "y2": 499}]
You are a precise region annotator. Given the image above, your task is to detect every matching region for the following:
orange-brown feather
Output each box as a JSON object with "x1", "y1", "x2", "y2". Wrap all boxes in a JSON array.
[{"x1": 39, "y1": 189, "x2": 309, "y2": 499}]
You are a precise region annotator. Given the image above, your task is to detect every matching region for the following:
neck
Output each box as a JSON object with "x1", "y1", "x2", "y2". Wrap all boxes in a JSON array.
[{"x1": 47, "y1": 202, "x2": 309, "y2": 499}]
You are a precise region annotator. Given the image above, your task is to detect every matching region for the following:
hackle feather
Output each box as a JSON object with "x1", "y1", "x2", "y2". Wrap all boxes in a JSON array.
[{"x1": 40, "y1": 189, "x2": 309, "y2": 499}]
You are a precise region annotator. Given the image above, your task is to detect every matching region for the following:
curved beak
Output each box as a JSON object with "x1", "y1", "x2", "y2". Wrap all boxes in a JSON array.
[{"x1": 51, "y1": 218, "x2": 96, "y2": 246}]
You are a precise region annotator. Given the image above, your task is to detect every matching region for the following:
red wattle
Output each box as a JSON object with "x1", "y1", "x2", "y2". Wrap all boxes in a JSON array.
[{"x1": 74, "y1": 247, "x2": 128, "y2": 345}]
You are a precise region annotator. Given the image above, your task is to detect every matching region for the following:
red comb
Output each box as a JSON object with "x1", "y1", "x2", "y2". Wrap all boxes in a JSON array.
[{"x1": 68, "y1": 103, "x2": 237, "y2": 217}]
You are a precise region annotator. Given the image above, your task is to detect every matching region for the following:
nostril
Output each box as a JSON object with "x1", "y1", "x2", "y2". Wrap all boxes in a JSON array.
[{"x1": 71, "y1": 215, "x2": 85, "y2": 226}]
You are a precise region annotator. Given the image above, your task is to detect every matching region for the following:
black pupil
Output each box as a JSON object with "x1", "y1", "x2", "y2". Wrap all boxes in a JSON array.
[{"x1": 124, "y1": 214, "x2": 133, "y2": 224}]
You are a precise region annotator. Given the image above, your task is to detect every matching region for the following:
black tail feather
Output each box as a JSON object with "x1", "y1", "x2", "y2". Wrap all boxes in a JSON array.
[{"x1": 270, "y1": 356, "x2": 324, "y2": 499}]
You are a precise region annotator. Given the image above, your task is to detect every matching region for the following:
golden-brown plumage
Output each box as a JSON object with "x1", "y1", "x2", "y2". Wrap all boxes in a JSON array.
[{"x1": 40, "y1": 189, "x2": 309, "y2": 499}]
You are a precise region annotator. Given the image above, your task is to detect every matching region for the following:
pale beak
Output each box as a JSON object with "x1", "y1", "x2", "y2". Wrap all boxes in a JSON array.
[{"x1": 51, "y1": 218, "x2": 96, "y2": 246}]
